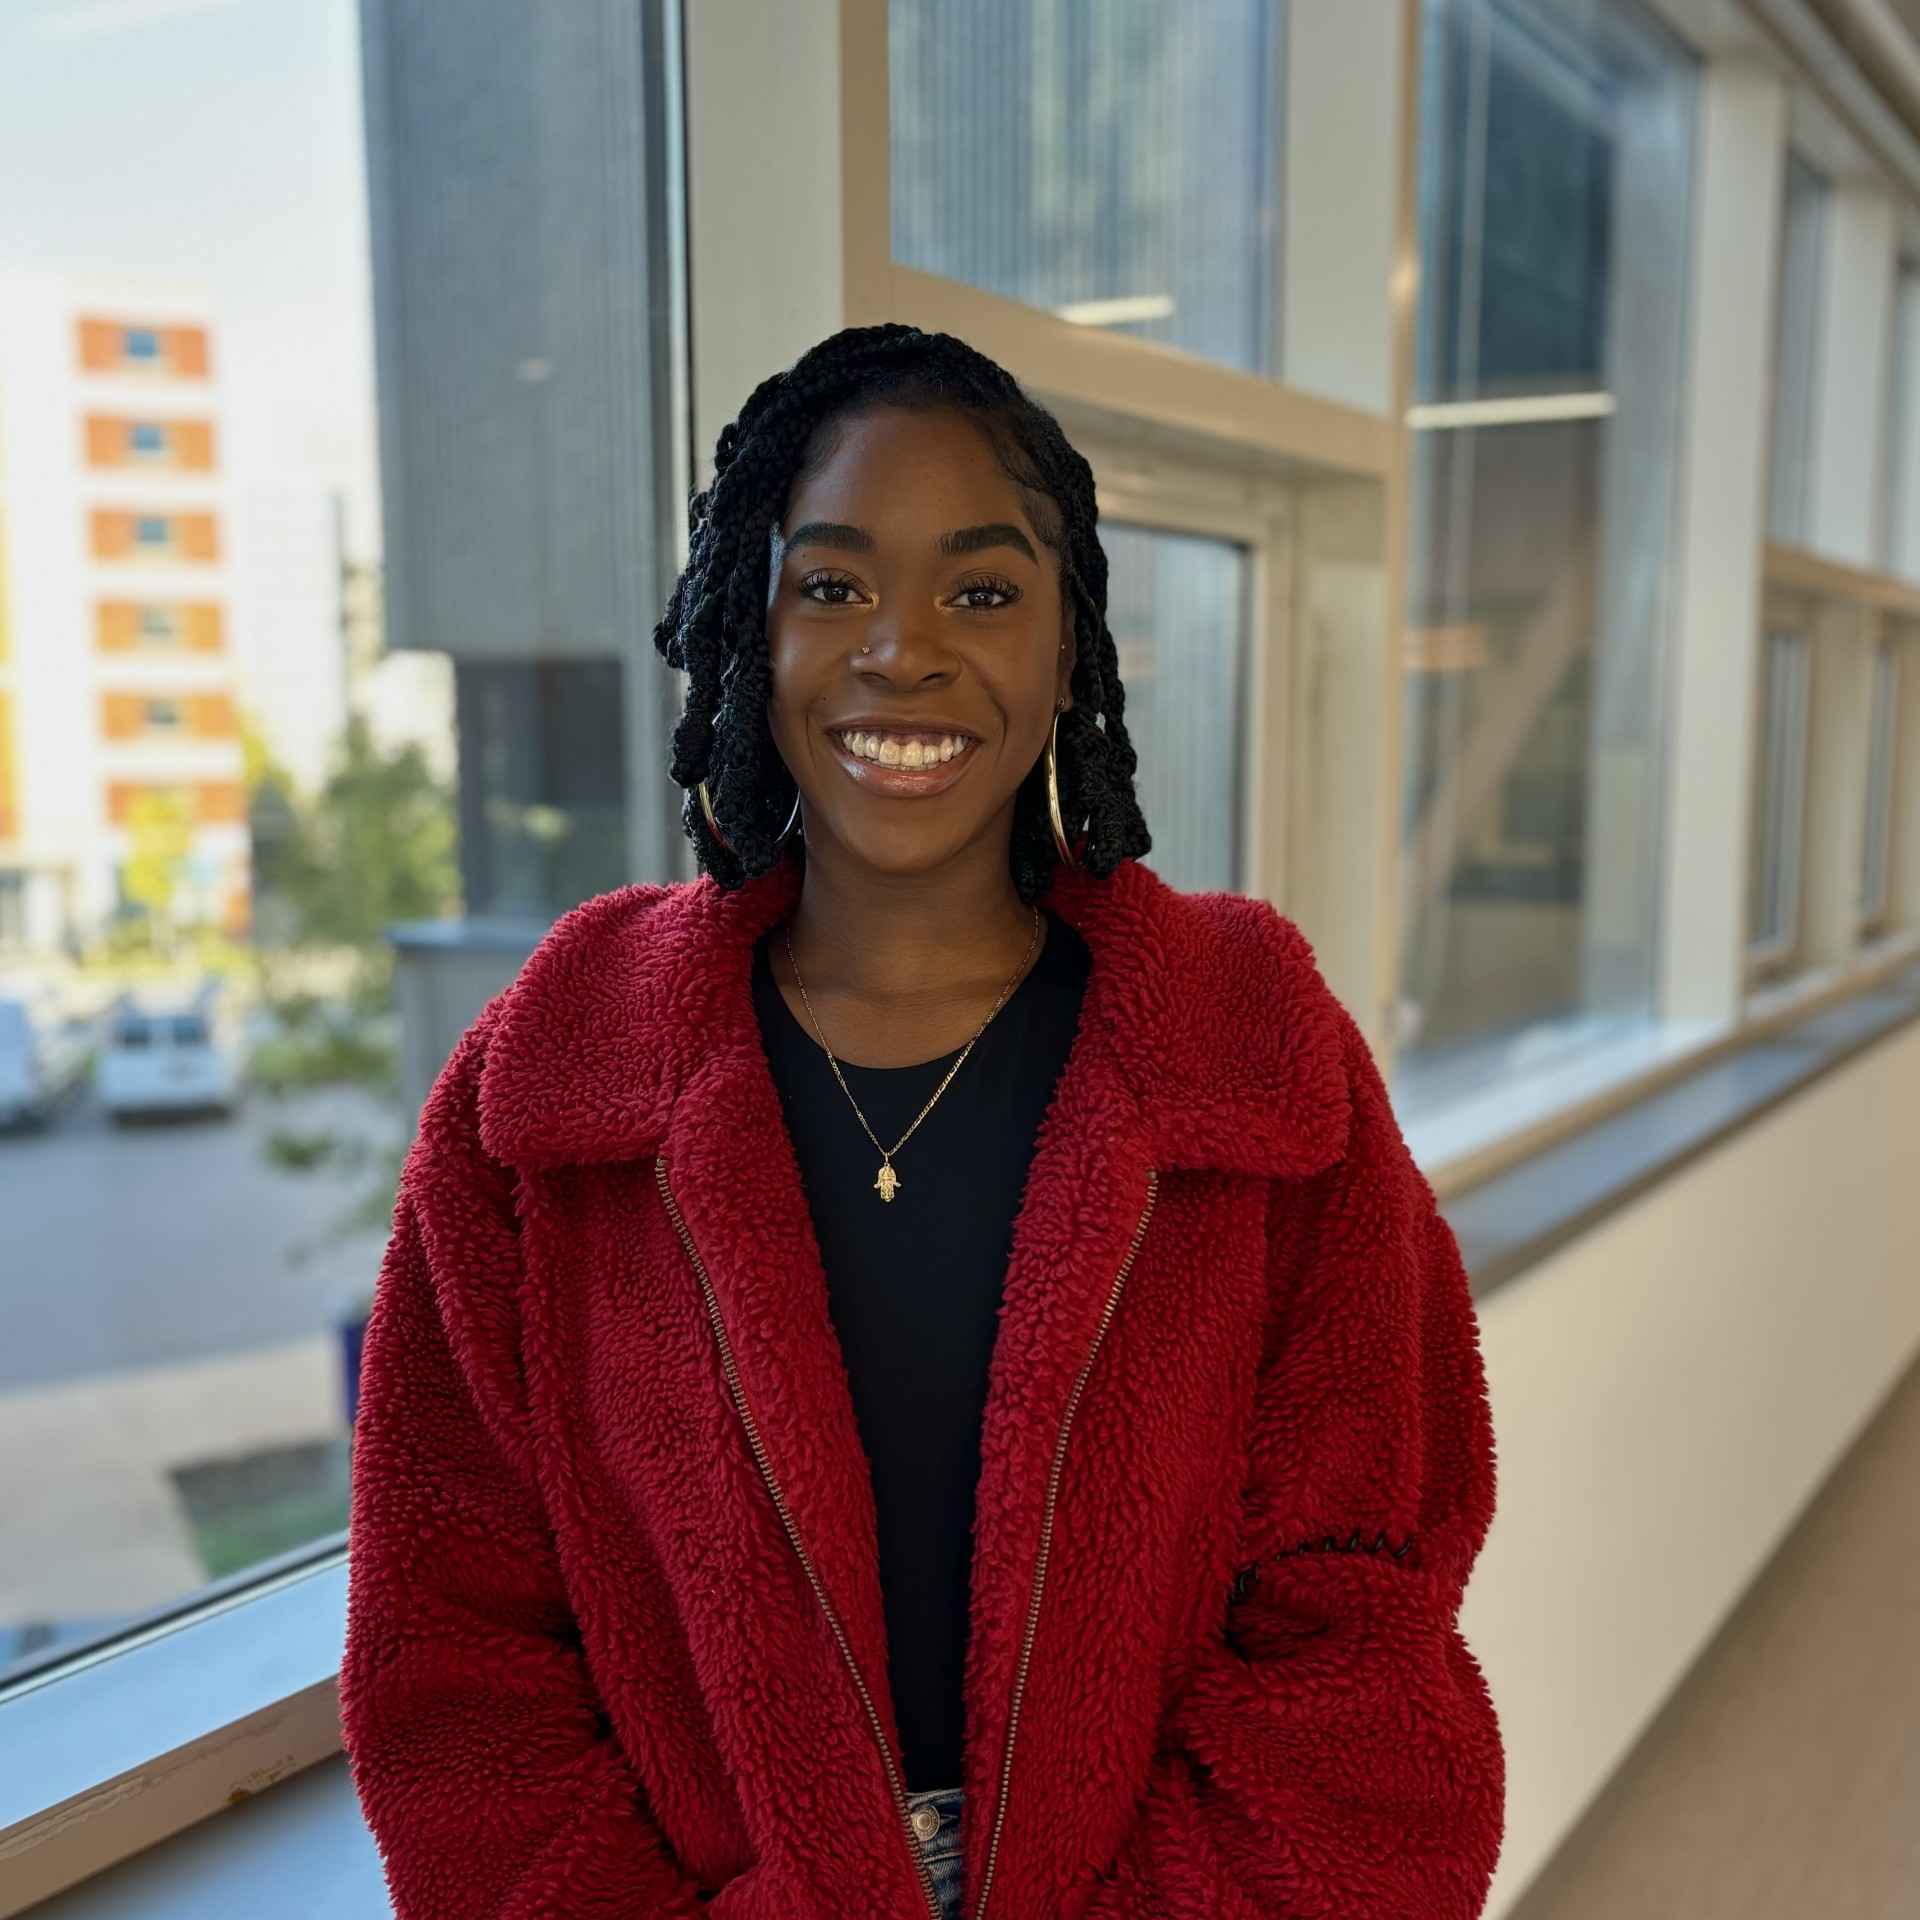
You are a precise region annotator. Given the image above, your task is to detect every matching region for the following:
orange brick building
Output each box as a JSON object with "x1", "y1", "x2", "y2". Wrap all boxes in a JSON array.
[{"x1": 0, "y1": 276, "x2": 250, "y2": 945}]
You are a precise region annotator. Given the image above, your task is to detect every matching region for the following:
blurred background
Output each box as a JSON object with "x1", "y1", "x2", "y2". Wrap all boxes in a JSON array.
[{"x1": 0, "y1": 0, "x2": 1916, "y2": 1916}]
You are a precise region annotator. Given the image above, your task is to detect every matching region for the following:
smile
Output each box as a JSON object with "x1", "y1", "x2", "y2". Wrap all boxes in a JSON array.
[{"x1": 833, "y1": 729, "x2": 975, "y2": 770}]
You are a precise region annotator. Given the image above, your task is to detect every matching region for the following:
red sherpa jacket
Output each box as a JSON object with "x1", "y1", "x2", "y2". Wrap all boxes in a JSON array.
[{"x1": 342, "y1": 854, "x2": 1504, "y2": 1920}]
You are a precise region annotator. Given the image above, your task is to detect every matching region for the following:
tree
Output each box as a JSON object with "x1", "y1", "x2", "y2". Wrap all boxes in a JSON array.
[{"x1": 252, "y1": 713, "x2": 459, "y2": 957}]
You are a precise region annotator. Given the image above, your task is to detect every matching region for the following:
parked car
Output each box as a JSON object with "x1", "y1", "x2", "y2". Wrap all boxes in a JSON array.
[
  {"x1": 0, "y1": 987, "x2": 89, "y2": 1128},
  {"x1": 97, "y1": 986, "x2": 240, "y2": 1120}
]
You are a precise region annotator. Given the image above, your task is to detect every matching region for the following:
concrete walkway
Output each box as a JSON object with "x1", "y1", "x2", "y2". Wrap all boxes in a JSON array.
[{"x1": 0, "y1": 1336, "x2": 344, "y2": 1630}]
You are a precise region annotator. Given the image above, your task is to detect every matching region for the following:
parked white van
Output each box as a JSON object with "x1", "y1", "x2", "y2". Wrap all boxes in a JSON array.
[
  {"x1": 0, "y1": 988, "x2": 89, "y2": 1128},
  {"x1": 97, "y1": 987, "x2": 240, "y2": 1119}
]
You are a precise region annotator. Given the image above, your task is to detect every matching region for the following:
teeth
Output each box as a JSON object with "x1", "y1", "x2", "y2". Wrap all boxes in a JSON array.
[{"x1": 838, "y1": 730, "x2": 970, "y2": 769}]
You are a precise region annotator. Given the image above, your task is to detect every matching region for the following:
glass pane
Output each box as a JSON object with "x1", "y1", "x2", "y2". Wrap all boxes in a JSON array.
[
  {"x1": 0, "y1": 1, "x2": 675, "y2": 1680},
  {"x1": 1769, "y1": 155, "x2": 1828, "y2": 548},
  {"x1": 1861, "y1": 646, "x2": 1900, "y2": 929},
  {"x1": 1397, "y1": 0, "x2": 1697, "y2": 1106},
  {"x1": 1103, "y1": 525, "x2": 1248, "y2": 893},
  {"x1": 1884, "y1": 264, "x2": 1920, "y2": 578},
  {"x1": 1749, "y1": 627, "x2": 1813, "y2": 958},
  {"x1": 890, "y1": 0, "x2": 1286, "y2": 376}
]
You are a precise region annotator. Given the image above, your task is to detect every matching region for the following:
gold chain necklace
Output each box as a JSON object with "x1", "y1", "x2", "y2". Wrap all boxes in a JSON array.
[{"x1": 781, "y1": 908, "x2": 1043, "y2": 1203}]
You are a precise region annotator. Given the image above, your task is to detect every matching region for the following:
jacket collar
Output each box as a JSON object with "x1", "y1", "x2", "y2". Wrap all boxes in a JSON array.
[{"x1": 476, "y1": 854, "x2": 1350, "y2": 1180}]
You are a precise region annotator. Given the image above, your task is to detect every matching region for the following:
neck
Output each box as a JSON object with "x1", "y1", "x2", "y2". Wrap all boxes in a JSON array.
[{"x1": 779, "y1": 820, "x2": 1041, "y2": 1064}]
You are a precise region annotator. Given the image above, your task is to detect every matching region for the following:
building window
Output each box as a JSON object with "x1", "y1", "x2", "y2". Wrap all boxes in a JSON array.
[
  {"x1": 128, "y1": 421, "x2": 170, "y2": 461},
  {"x1": 454, "y1": 659, "x2": 629, "y2": 920},
  {"x1": 133, "y1": 515, "x2": 173, "y2": 553},
  {"x1": 1397, "y1": 0, "x2": 1696, "y2": 1104},
  {"x1": 1861, "y1": 642, "x2": 1902, "y2": 933},
  {"x1": 144, "y1": 698, "x2": 187, "y2": 733},
  {"x1": 1768, "y1": 155, "x2": 1827, "y2": 550},
  {"x1": 1748, "y1": 624, "x2": 1815, "y2": 967},
  {"x1": 889, "y1": 0, "x2": 1287, "y2": 376},
  {"x1": 138, "y1": 605, "x2": 182, "y2": 644},
  {"x1": 122, "y1": 326, "x2": 162, "y2": 366},
  {"x1": 1103, "y1": 524, "x2": 1250, "y2": 893}
]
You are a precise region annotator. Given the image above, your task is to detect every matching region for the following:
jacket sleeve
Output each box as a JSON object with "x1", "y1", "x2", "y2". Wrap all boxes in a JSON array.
[
  {"x1": 1086, "y1": 1020, "x2": 1505, "y2": 1920},
  {"x1": 341, "y1": 1023, "x2": 713, "y2": 1920}
]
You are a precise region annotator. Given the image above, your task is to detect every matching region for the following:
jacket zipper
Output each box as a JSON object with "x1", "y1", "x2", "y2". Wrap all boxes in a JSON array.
[
  {"x1": 972, "y1": 1168, "x2": 1159, "y2": 1920},
  {"x1": 655, "y1": 1158, "x2": 946, "y2": 1920}
]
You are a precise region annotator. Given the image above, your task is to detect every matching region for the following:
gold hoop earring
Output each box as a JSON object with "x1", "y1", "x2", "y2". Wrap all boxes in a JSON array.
[
  {"x1": 697, "y1": 779, "x2": 735, "y2": 855},
  {"x1": 1045, "y1": 711, "x2": 1080, "y2": 870},
  {"x1": 698, "y1": 780, "x2": 801, "y2": 856}
]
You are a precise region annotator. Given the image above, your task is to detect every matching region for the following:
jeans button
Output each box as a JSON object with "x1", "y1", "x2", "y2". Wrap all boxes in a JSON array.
[{"x1": 911, "y1": 1804, "x2": 941, "y2": 1843}]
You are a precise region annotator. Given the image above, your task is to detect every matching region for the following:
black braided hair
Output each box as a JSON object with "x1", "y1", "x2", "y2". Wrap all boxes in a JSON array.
[{"x1": 651, "y1": 323, "x2": 1151, "y2": 898}]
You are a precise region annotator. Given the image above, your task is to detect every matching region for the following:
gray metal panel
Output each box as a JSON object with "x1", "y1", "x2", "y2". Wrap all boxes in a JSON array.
[
  {"x1": 359, "y1": 0, "x2": 674, "y2": 666},
  {"x1": 390, "y1": 918, "x2": 546, "y2": 1121}
]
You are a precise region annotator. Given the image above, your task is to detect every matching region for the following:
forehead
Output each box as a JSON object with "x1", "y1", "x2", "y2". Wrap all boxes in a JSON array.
[{"x1": 782, "y1": 405, "x2": 1040, "y2": 539}]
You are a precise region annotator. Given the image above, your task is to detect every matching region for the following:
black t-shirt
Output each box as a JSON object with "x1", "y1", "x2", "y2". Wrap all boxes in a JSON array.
[{"x1": 750, "y1": 914, "x2": 1091, "y2": 1792}]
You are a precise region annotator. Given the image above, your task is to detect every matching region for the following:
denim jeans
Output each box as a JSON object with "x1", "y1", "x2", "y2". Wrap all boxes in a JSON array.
[{"x1": 904, "y1": 1785, "x2": 965, "y2": 1920}]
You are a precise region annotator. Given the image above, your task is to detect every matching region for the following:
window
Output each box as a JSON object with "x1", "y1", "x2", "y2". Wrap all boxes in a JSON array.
[
  {"x1": 1884, "y1": 261, "x2": 1920, "y2": 577},
  {"x1": 1861, "y1": 641, "x2": 1902, "y2": 932},
  {"x1": 1103, "y1": 524, "x2": 1250, "y2": 892},
  {"x1": 1397, "y1": 0, "x2": 1696, "y2": 1107},
  {"x1": 1768, "y1": 155, "x2": 1827, "y2": 549},
  {"x1": 0, "y1": 0, "x2": 681, "y2": 1688},
  {"x1": 889, "y1": 0, "x2": 1287, "y2": 375},
  {"x1": 1748, "y1": 624, "x2": 1814, "y2": 966}
]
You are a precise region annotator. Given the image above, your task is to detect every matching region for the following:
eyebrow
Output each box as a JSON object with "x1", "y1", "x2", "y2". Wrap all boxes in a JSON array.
[
  {"x1": 938, "y1": 522, "x2": 1037, "y2": 563},
  {"x1": 783, "y1": 521, "x2": 874, "y2": 553}
]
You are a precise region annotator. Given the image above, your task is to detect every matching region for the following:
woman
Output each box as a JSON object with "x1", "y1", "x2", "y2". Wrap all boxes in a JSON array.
[{"x1": 342, "y1": 325, "x2": 1505, "y2": 1920}]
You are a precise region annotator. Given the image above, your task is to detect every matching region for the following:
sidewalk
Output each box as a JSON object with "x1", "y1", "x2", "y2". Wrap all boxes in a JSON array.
[{"x1": 0, "y1": 1336, "x2": 345, "y2": 1632}]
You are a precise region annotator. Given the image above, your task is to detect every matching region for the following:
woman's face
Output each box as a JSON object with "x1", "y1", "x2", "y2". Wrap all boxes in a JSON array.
[{"x1": 765, "y1": 404, "x2": 1073, "y2": 884}]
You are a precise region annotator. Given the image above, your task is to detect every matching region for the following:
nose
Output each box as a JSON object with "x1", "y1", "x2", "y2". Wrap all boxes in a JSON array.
[{"x1": 856, "y1": 604, "x2": 958, "y2": 689}]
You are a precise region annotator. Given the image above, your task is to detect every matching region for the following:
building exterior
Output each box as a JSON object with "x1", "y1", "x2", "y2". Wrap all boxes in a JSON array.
[
  {"x1": 0, "y1": 272, "x2": 249, "y2": 948},
  {"x1": 358, "y1": 0, "x2": 684, "y2": 924}
]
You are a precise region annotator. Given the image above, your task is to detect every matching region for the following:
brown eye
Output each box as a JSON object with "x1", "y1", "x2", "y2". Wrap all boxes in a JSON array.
[
  {"x1": 949, "y1": 574, "x2": 1019, "y2": 610},
  {"x1": 799, "y1": 570, "x2": 865, "y2": 606}
]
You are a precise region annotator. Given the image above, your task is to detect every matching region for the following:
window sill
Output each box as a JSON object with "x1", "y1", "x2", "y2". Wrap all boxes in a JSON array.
[
  {"x1": 0, "y1": 1544, "x2": 347, "y2": 1918},
  {"x1": 1442, "y1": 957, "x2": 1920, "y2": 1298},
  {"x1": 1399, "y1": 1016, "x2": 1729, "y2": 1184}
]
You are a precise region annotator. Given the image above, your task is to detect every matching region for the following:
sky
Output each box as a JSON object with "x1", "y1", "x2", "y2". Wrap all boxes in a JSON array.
[{"x1": 0, "y1": 0, "x2": 381, "y2": 553}]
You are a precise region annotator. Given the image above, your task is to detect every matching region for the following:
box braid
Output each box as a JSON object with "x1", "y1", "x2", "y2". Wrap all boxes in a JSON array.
[{"x1": 651, "y1": 323, "x2": 1150, "y2": 899}]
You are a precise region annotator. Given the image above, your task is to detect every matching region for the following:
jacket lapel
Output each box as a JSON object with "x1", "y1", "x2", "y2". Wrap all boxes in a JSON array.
[{"x1": 655, "y1": 1035, "x2": 899, "y2": 1753}]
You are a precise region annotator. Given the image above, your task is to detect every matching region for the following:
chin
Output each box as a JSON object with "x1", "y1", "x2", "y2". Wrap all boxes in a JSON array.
[{"x1": 809, "y1": 807, "x2": 998, "y2": 880}]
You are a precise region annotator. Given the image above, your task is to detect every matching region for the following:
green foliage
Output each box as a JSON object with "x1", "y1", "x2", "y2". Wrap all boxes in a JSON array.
[
  {"x1": 242, "y1": 715, "x2": 454, "y2": 1253},
  {"x1": 248, "y1": 988, "x2": 397, "y2": 1099},
  {"x1": 251, "y1": 712, "x2": 459, "y2": 957}
]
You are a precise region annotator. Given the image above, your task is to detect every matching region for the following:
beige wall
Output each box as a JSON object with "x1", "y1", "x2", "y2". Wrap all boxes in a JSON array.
[{"x1": 1462, "y1": 1020, "x2": 1920, "y2": 1915}]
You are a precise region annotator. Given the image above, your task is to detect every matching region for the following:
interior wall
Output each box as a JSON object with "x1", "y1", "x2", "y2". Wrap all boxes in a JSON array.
[{"x1": 1461, "y1": 1019, "x2": 1920, "y2": 1917}]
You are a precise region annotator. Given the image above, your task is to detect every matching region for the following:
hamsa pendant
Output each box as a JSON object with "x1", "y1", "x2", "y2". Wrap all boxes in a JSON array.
[{"x1": 874, "y1": 1161, "x2": 900, "y2": 1202}]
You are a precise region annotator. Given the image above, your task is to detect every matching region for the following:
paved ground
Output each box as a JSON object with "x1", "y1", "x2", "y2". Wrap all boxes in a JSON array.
[
  {"x1": 0, "y1": 1088, "x2": 394, "y2": 1646},
  {"x1": 0, "y1": 1335, "x2": 341, "y2": 1628},
  {"x1": 0, "y1": 1087, "x2": 396, "y2": 1390}
]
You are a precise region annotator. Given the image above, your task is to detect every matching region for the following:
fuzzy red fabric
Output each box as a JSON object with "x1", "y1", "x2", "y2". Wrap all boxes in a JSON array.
[{"x1": 342, "y1": 854, "x2": 1504, "y2": 1920}]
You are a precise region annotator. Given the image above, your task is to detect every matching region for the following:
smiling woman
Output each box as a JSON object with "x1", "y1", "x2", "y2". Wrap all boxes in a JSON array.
[{"x1": 341, "y1": 324, "x2": 1504, "y2": 1920}]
